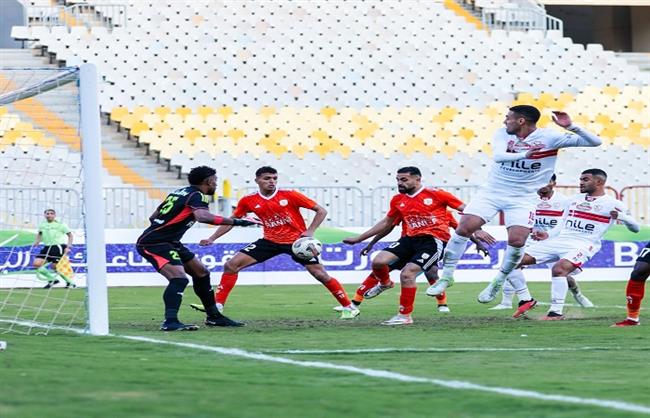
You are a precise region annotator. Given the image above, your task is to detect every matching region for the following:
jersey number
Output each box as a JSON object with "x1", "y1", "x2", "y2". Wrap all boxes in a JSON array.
[
  {"x1": 640, "y1": 248, "x2": 650, "y2": 259},
  {"x1": 159, "y1": 196, "x2": 179, "y2": 215},
  {"x1": 169, "y1": 250, "x2": 180, "y2": 260}
]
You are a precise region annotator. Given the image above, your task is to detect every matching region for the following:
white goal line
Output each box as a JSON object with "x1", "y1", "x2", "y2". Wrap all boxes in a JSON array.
[{"x1": 261, "y1": 346, "x2": 648, "y2": 355}]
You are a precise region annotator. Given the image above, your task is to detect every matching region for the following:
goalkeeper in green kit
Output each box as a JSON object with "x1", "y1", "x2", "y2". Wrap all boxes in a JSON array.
[{"x1": 32, "y1": 209, "x2": 75, "y2": 289}]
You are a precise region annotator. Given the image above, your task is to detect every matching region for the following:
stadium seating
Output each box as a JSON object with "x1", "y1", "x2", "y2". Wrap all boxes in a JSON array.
[{"x1": 11, "y1": 0, "x2": 650, "y2": 194}]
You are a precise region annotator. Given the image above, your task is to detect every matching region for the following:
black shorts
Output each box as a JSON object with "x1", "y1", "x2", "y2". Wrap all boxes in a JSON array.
[
  {"x1": 136, "y1": 242, "x2": 195, "y2": 271},
  {"x1": 637, "y1": 242, "x2": 650, "y2": 264},
  {"x1": 240, "y1": 238, "x2": 320, "y2": 266},
  {"x1": 37, "y1": 244, "x2": 67, "y2": 263},
  {"x1": 383, "y1": 235, "x2": 445, "y2": 270}
]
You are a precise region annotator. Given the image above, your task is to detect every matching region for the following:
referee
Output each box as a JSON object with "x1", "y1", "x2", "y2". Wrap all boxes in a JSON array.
[{"x1": 32, "y1": 209, "x2": 74, "y2": 288}]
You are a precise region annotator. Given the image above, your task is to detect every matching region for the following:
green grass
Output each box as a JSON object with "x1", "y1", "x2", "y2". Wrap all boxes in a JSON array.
[{"x1": 1, "y1": 282, "x2": 649, "y2": 418}]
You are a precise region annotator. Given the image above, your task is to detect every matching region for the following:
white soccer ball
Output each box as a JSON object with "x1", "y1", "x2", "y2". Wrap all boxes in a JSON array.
[{"x1": 291, "y1": 237, "x2": 323, "y2": 260}]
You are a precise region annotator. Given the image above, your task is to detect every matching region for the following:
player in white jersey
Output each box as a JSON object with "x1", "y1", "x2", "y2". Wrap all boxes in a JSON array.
[
  {"x1": 427, "y1": 105, "x2": 602, "y2": 315},
  {"x1": 490, "y1": 174, "x2": 594, "y2": 312},
  {"x1": 520, "y1": 169, "x2": 640, "y2": 320}
]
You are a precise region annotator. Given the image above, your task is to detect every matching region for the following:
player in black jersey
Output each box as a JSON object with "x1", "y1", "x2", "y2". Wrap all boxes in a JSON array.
[{"x1": 137, "y1": 166, "x2": 258, "y2": 331}]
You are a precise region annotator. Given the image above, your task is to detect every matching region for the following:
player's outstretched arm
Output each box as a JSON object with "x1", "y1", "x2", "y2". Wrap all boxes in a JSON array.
[
  {"x1": 303, "y1": 204, "x2": 328, "y2": 237},
  {"x1": 611, "y1": 209, "x2": 641, "y2": 233},
  {"x1": 551, "y1": 111, "x2": 602, "y2": 147},
  {"x1": 343, "y1": 216, "x2": 394, "y2": 245},
  {"x1": 360, "y1": 224, "x2": 396, "y2": 255}
]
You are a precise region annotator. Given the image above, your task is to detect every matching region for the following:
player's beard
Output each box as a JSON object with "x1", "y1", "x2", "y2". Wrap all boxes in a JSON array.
[{"x1": 398, "y1": 185, "x2": 414, "y2": 194}]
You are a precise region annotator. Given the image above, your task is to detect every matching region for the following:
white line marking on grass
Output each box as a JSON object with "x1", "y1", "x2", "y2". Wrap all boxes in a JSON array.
[
  {"x1": 536, "y1": 302, "x2": 630, "y2": 310},
  {"x1": 0, "y1": 234, "x2": 19, "y2": 247},
  {"x1": 0, "y1": 319, "x2": 86, "y2": 334},
  {"x1": 4, "y1": 319, "x2": 650, "y2": 415},
  {"x1": 263, "y1": 346, "x2": 649, "y2": 355},
  {"x1": 119, "y1": 335, "x2": 650, "y2": 415}
]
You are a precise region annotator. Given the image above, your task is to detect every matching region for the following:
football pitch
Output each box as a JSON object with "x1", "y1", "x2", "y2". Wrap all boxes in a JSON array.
[{"x1": 1, "y1": 282, "x2": 649, "y2": 418}]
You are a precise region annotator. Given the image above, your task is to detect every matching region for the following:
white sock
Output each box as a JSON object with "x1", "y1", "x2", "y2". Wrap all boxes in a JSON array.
[
  {"x1": 550, "y1": 276, "x2": 569, "y2": 314},
  {"x1": 500, "y1": 278, "x2": 515, "y2": 306},
  {"x1": 493, "y1": 245, "x2": 525, "y2": 285},
  {"x1": 441, "y1": 233, "x2": 469, "y2": 278},
  {"x1": 506, "y1": 268, "x2": 531, "y2": 302}
]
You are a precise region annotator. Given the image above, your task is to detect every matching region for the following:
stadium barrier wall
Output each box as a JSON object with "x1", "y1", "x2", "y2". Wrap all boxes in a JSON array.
[{"x1": 0, "y1": 227, "x2": 646, "y2": 288}]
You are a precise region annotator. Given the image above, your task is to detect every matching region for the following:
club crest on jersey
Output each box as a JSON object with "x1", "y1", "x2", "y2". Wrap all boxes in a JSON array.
[
  {"x1": 279, "y1": 199, "x2": 288, "y2": 206},
  {"x1": 423, "y1": 198, "x2": 433, "y2": 205}
]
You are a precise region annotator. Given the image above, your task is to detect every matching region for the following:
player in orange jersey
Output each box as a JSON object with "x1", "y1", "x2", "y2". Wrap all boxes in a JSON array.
[
  {"x1": 195, "y1": 166, "x2": 360, "y2": 319},
  {"x1": 339, "y1": 211, "x2": 493, "y2": 314},
  {"x1": 343, "y1": 167, "x2": 465, "y2": 325}
]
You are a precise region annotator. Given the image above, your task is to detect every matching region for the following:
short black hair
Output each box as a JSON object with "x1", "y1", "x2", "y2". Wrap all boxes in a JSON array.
[
  {"x1": 550, "y1": 174, "x2": 557, "y2": 182},
  {"x1": 397, "y1": 166, "x2": 422, "y2": 177},
  {"x1": 44, "y1": 209, "x2": 56, "y2": 214},
  {"x1": 255, "y1": 166, "x2": 278, "y2": 177},
  {"x1": 581, "y1": 168, "x2": 608, "y2": 180},
  {"x1": 188, "y1": 166, "x2": 216, "y2": 185},
  {"x1": 509, "y1": 105, "x2": 541, "y2": 123}
]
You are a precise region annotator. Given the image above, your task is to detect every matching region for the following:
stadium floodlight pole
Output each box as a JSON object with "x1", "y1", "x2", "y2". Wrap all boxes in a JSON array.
[{"x1": 79, "y1": 64, "x2": 109, "y2": 336}]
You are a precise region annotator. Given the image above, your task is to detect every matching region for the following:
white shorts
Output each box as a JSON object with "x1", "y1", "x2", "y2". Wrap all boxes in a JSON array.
[
  {"x1": 463, "y1": 190, "x2": 536, "y2": 228},
  {"x1": 525, "y1": 238, "x2": 599, "y2": 268}
]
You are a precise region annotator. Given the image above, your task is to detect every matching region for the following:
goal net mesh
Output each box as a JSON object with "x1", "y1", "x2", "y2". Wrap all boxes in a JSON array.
[{"x1": 0, "y1": 67, "x2": 88, "y2": 335}]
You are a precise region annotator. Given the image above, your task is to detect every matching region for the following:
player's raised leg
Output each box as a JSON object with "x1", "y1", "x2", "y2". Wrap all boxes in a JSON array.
[
  {"x1": 364, "y1": 251, "x2": 398, "y2": 299},
  {"x1": 426, "y1": 214, "x2": 484, "y2": 296}
]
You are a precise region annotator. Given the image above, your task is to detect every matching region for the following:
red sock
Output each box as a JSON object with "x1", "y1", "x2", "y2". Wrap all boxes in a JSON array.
[
  {"x1": 626, "y1": 279, "x2": 646, "y2": 320},
  {"x1": 399, "y1": 286, "x2": 417, "y2": 315},
  {"x1": 436, "y1": 292, "x2": 447, "y2": 305},
  {"x1": 354, "y1": 273, "x2": 379, "y2": 303},
  {"x1": 372, "y1": 264, "x2": 391, "y2": 286},
  {"x1": 325, "y1": 278, "x2": 352, "y2": 307},
  {"x1": 215, "y1": 272, "x2": 238, "y2": 305}
]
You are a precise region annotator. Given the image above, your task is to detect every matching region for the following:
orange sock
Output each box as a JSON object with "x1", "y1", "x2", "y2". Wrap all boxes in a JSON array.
[
  {"x1": 325, "y1": 278, "x2": 352, "y2": 307},
  {"x1": 354, "y1": 274, "x2": 379, "y2": 303},
  {"x1": 626, "y1": 279, "x2": 646, "y2": 320},
  {"x1": 436, "y1": 292, "x2": 447, "y2": 305},
  {"x1": 399, "y1": 286, "x2": 417, "y2": 315},
  {"x1": 215, "y1": 272, "x2": 238, "y2": 305},
  {"x1": 372, "y1": 264, "x2": 391, "y2": 286}
]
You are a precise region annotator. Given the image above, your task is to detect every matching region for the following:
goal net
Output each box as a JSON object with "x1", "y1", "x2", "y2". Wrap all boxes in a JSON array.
[{"x1": 0, "y1": 65, "x2": 107, "y2": 336}]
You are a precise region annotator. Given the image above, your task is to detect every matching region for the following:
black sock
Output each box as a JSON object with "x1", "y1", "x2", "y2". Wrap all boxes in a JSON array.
[
  {"x1": 192, "y1": 274, "x2": 222, "y2": 317},
  {"x1": 163, "y1": 277, "x2": 189, "y2": 321}
]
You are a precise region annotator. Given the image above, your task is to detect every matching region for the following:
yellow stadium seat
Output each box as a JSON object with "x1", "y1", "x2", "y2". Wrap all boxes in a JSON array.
[
  {"x1": 217, "y1": 106, "x2": 233, "y2": 119},
  {"x1": 260, "y1": 106, "x2": 276, "y2": 118},
  {"x1": 132, "y1": 106, "x2": 150, "y2": 119},
  {"x1": 227, "y1": 128, "x2": 246, "y2": 142},
  {"x1": 184, "y1": 128, "x2": 202, "y2": 143},
  {"x1": 142, "y1": 113, "x2": 161, "y2": 127},
  {"x1": 110, "y1": 106, "x2": 129, "y2": 123},
  {"x1": 197, "y1": 106, "x2": 214, "y2": 118},
  {"x1": 154, "y1": 106, "x2": 172, "y2": 119},
  {"x1": 130, "y1": 121, "x2": 149, "y2": 137},
  {"x1": 175, "y1": 107, "x2": 192, "y2": 118},
  {"x1": 320, "y1": 106, "x2": 337, "y2": 120}
]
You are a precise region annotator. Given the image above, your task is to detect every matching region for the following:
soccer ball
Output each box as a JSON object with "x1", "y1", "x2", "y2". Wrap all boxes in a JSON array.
[{"x1": 291, "y1": 237, "x2": 323, "y2": 260}]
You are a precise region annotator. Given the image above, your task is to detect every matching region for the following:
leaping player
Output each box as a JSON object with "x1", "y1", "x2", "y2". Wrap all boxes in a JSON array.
[
  {"x1": 427, "y1": 106, "x2": 602, "y2": 316},
  {"x1": 520, "y1": 169, "x2": 639, "y2": 320}
]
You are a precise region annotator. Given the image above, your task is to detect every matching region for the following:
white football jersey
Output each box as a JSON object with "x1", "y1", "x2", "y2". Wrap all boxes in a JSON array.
[
  {"x1": 487, "y1": 126, "x2": 601, "y2": 195},
  {"x1": 556, "y1": 193, "x2": 629, "y2": 244},
  {"x1": 533, "y1": 192, "x2": 570, "y2": 231}
]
